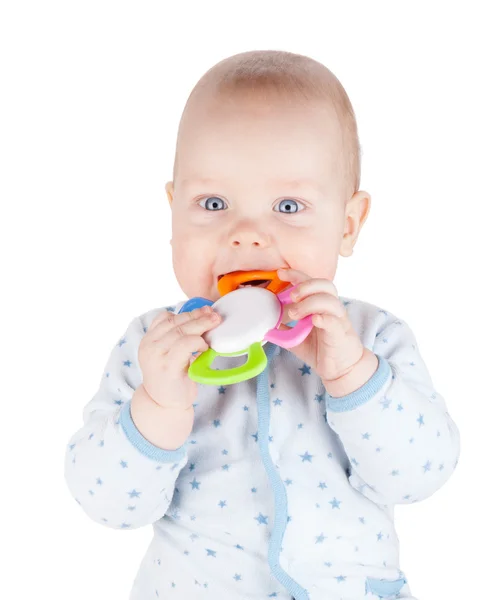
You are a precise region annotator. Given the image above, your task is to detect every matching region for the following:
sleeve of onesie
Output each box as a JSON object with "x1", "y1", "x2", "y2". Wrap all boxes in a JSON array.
[
  {"x1": 325, "y1": 306, "x2": 460, "y2": 506},
  {"x1": 64, "y1": 306, "x2": 190, "y2": 529}
]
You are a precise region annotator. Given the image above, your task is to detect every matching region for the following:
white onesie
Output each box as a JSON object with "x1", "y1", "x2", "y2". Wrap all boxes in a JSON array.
[{"x1": 64, "y1": 297, "x2": 460, "y2": 600}]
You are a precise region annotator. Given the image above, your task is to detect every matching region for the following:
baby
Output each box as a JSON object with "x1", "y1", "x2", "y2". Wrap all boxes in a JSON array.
[{"x1": 64, "y1": 50, "x2": 460, "y2": 600}]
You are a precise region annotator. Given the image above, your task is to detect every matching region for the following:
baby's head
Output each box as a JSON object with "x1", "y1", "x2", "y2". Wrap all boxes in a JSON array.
[{"x1": 166, "y1": 50, "x2": 371, "y2": 301}]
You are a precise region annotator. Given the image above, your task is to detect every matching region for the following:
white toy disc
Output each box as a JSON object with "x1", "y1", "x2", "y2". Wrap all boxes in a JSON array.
[{"x1": 204, "y1": 287, "x2": 281, "y2": 355}]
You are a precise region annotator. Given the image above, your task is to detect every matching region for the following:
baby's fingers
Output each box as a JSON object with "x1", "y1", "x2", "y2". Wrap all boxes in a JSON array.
[
  {"x1": 288, "y1": 293, "x2": 345, "y2": 320},
  {"x1": 167, "y1": 335, "x2": 210, "y2": 374},
  {"x1": 155, "y1": 311, "x2": 221, "y2": 354},
  {"x1": 147, "y1": 305, "x2": 214, "y2": 340}
]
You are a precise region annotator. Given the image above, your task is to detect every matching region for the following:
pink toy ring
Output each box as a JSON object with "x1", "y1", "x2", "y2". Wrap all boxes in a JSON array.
[{"x1": 264, "y1": 284, "x2": 313, "y2": 348}]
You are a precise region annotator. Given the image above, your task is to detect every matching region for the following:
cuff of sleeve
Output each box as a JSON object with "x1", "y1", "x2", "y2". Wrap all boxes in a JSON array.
[
  {"x1": 119, "y1": 400, "x2": 188, "y2": 463},
  {"x1": 326, "y1": 354, "x2": 391, "y2": 412}
]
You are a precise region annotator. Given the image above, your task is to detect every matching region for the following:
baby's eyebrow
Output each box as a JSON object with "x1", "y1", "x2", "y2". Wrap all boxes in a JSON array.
[
  {"x1": 278, "y1": 178, "x2": 324, "y2": 194},
  {"x1": 180, "y1": 177, "x2": 323, "y2": 194},
  {"x1": 180, "y1": 177, "x2": 219, "y2": 188}
]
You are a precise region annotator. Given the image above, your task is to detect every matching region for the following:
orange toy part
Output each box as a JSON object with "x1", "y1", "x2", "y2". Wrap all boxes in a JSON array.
[{"x1": 217, "y1": 270, "x2": 290, "y2": 297}]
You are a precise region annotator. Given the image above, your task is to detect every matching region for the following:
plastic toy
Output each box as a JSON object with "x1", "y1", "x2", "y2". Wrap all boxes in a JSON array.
[{"x1": 178, "y1": 270, "x2": 313, "y2": 385}]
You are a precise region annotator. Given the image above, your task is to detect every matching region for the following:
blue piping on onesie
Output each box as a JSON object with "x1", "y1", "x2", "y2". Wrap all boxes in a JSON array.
[{"x1": 256, "y1": 343, "x2": 309, "y2": 600}]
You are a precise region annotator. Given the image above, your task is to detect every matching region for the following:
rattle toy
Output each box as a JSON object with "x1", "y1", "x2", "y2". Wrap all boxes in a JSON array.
[{"x1": 178, "y1": 270, "x2": 313, "y2": 385}]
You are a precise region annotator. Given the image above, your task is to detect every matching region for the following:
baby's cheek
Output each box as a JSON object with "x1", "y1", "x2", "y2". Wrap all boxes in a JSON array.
[
  {"x1": 291, "y1": 245, "x2": 339, "y2": 281},
  {"x1": 171, "y1": 235, "x2": 215, "y2": 297}
]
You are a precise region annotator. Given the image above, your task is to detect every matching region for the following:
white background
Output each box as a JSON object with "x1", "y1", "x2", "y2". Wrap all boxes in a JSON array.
[{"x1": 1, "y1": 1, "x2": 479, "y2": 599}]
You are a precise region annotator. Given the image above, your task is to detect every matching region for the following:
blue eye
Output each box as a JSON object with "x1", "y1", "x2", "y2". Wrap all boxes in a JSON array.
[
  {"x1": 200, "y1": 196, "x2": 227, "y2": 211},
  {"x1": 275, "y1": 199, "x2": 304, "y2": 214}
]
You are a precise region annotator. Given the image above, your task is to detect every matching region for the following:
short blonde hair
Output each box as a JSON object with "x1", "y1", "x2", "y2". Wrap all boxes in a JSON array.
[{"x1": 175, "y1": 50, "x2": 361, "y2": 199}]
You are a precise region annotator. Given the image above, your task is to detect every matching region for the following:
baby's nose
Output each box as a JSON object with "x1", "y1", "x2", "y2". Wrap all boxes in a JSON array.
[{"x1": 229, "y1": 227, "x2": 270, "y2": 247}]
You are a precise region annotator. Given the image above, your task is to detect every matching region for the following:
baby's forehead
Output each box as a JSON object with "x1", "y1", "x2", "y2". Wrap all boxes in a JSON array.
[
  {"x1": 179, "y1": 101, "x2": 341, "y2": 175},
  {"x1": 180, "y1": 94, "x2": 342, "y2": 153}
]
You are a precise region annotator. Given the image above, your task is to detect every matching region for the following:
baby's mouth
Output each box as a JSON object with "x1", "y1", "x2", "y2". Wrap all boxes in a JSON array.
[
  {"x1": 217, "y1": 270, "x2": 291, "y2": 295},
  {"x1": 217, "y1": 274, "x2": 270, "y2": 289},
  {"x1": 238, "y1": 279, "x2": 270, "y2": 288}
]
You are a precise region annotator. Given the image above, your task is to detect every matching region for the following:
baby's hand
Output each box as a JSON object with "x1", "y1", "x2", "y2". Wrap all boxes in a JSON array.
[
  {"x1": 138, "y1": 306, "x2": 221, "y2": 410},
  {"x1": 277, "y1": 269, "x2": 370, "y2": 384}
]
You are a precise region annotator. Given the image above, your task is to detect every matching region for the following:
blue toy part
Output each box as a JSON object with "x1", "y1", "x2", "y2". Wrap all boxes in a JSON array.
[{"x1": 178, "y1": 296, "x2": 214, "y2": 314}]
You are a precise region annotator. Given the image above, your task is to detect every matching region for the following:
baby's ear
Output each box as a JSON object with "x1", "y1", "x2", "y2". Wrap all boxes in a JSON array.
[
  {"x1": 339, "y1": 190, "x2": 371, "y2": 257},
  {"x1": 165, "y1": 181, "x2": 174, "y2": 206}
]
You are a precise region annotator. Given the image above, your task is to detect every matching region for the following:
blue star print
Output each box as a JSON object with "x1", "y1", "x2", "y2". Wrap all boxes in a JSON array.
[
  {"x1": 380, "y1": 397, "x2": 392, "y2": 410},
  {"x1": 329, "y1": 498, "x2": 341, "y2": 509},
  {"x1": 300, "y1": 451, "x2": 313, "y2": 462},
  {"x1": 299, "y1": 364, "x2": 311, "y2": 376},
  {"x1": 254, "y1": 513, "x2": 268, "y2": 525}
]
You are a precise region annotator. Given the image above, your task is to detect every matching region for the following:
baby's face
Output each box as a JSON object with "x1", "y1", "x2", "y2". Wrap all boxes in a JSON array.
[{"x1": 167, "y1": 95, "x2": 353, "y2": 301}]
